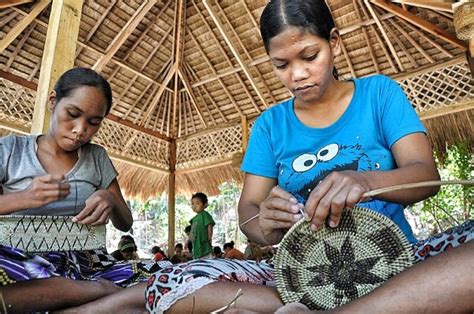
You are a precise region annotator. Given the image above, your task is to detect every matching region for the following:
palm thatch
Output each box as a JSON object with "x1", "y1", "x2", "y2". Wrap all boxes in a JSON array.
[{"x1": 0, "y1": 0, "x2": 472, "y2": 200}]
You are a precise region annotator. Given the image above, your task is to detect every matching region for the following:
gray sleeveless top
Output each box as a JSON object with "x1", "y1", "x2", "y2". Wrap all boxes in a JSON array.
[{"x1": 0, "y1": 135, "x2": 117, "y2": 215}]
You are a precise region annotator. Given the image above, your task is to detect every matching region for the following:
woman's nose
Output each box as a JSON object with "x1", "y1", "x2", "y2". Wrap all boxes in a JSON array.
[
  {"x1": 73, "y1": 121, "x2": 87, "y2": 138},
  {"x1": 291, "y1": 63, "x2": 309, "y2": 82}
]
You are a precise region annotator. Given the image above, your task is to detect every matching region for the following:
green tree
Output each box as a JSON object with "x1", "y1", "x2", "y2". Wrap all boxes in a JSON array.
[{"x1": 412, "y1": 142, "x2": 473, "y2": 233}]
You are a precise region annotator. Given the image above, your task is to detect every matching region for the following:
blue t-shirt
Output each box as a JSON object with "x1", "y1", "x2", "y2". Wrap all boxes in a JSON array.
[{"x1": 241, "y1": 75, "x2": 425, "y2": 243}]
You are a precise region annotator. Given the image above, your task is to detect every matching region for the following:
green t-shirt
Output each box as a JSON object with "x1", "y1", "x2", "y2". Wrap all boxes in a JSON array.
[{"x1": 190, "y1": 210, "x2": 215, "y2": 259}]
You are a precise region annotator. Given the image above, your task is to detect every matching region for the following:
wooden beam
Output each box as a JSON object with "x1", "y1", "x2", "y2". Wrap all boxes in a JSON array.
[
  {"x1": 0, "y1": 70, "x2": 171, "y2": 142},
  {"x1": 108, "y1": 152, "x2": 169, "y2": 174},
  {"x1": 371, "y1": 0, "x2": 468, "y2": 50},
  {"x1": 392, "y1": 54, "x2": 465, "y2": 81},
  {"x1": 93, "y1": 0, "x2": 156, "y2": 72},
  {"x1": 106, "y1": 114, "x2": 171, "y2": 142},
  {"x1": 364, "y1": 0, "x2": 404, "y2": 72},
  {"x1": 0, "y1": 69, "x2": 37, "y2": 90},
  {"x1": 178, "y1": 69, "x2": 207, "y2": 127},
  {"x1": 390, "y1": 0, "x2": 454, "y2": 13},
  {"x1": 419, "y1": 100, "x2": 474, "y2": 120},
  {"x1": 31, "y1": 0, "x2": 83, "y2": 134},
  {"x1": 0, "y1": 120, "x2": 29, "y2": 134},
  {"x1": 176, "y1": 157, "x2": 233, "y2": 174},
  {"x1": 12, "y1": 6, "x2": 174, "y2": 93},
  {"x1": 0, "y1": 0, "x2": 33, "y2": 10},
  {"x1": 140, "y1": 65, "x2": 177, "y2": 126},
  {"x1": 0, "y1": 0, "x2": 50, "y2": 54},
  {"x1": 203, "y1": 0, "x2": 269, "y2": 109},
  {"x1": 241, "y1": 115, "x2": 248, "y2": 153},
  {"x1": 167, "y1": 140, "x2": 176, "y2": 257}
]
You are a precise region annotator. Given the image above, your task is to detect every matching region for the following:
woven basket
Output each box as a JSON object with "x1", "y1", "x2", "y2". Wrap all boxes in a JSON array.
[
  {"x1": 274, "y1": 206, "x2": 414, "y2": 310},
  {"x1": 0, "y1": 215, "x2": 106, "y2": 253}
]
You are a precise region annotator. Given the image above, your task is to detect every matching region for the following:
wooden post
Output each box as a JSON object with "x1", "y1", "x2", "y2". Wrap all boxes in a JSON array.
[
  {"x1": 31, "y1": 0, "x2": 83, "y2": 134},
  {"x1": 241, "y1": 115, "x2": 248, "y2": 153},
  {"x1": 167, "y1": 139, "x2": 177, "y2": 257}
]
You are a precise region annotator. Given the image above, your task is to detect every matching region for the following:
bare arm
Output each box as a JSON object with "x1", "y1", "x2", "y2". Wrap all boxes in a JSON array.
[
  {"x1": 238, "y1": 174, "x2": 303, "y2": 245},
  {"x1": 331, "y1": 240, "x2": 474, "y2": 313},
  {"x1": 305, "y1": 133, "x2": 440, "y2": 229}
]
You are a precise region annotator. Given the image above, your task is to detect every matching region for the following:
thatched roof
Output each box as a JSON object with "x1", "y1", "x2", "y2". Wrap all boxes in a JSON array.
[{"x1": 1, "y1": 0, "x2": 473, "y2": 200}]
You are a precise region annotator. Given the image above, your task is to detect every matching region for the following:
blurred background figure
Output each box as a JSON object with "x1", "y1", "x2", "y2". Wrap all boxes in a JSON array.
[
  {"x1": 151, "y1": 246, "x2": 167, "y2": 262},
  {"x1": 212, "y1": 246, "x2": 223, "y2": 259},
  {"x1": 184, "y1": 225, "x2": 193, "y2": 257},
  {"x1": 170, "y1": 243, "x2": 192, "y2": 264},
  {"x1": 244, "y1": 239, "x2": 264, "y2": 261},
  {"x1": 223, "y1": 241, "x2": 245, "y2": 260},
  {"x1": 111, "y1": 236, "x2": 139, "y2": 261}
]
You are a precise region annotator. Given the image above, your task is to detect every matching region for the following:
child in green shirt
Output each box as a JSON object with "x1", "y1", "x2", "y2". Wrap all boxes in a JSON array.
[{"x1": 189, "y1": 192, "x2": 215, "y2": 259}]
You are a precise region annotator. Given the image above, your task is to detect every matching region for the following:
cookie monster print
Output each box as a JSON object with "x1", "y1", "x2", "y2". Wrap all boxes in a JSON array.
[{"x1": 281, "y1": 143, "x2": 373, "y2": 203}]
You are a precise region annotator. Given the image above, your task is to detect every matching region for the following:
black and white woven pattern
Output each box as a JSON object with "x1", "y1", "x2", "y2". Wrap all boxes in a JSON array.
[
  {"x1": 274, "y1": 206, "x2": 414, "y2": 310},
  {"x1": 0, "y1": 215, "x2": 106, "y2": 252}
]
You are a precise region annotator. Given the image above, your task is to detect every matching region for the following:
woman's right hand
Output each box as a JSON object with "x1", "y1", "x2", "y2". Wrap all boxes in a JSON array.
[
  {"x1": 258, "y1": 186, "x2": 304, "y2": 245},
  {"x1": 22, "y1": 174, "x2": 70, "y2": 208}
]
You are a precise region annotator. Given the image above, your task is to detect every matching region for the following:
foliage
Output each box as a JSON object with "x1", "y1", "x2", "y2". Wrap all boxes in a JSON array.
[{"x1": 411, "y1": 142, "x2": 473, "y2": 234}]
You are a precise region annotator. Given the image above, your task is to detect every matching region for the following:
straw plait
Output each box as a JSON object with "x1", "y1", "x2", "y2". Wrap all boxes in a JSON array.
[{"x1": 274, "y1": 206, "x2": 414, "y2": 310}]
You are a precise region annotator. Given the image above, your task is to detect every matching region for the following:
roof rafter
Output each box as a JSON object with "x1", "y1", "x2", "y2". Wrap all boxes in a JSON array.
[
  {"x1": 0, "y1": 0, "x2": 50, "y2": 54},
  {"x1": 203, "y1": 0, "x2": 269, "y2": 110},
  {"x1": 0, "y1": 0, "x2": 33, "y2": 9},
  {"x1": 390, "y1": 0, "x2": 454, "y2": 13},
  {"x1": 371, "y1": 0, "x2": 467, "y2": 50},
  {"x1": 93, "y1": 0, "x2": 156, "y2": 72},
  {"x1": 364, "y1": 0, "x2": 404, "y2": 72}
]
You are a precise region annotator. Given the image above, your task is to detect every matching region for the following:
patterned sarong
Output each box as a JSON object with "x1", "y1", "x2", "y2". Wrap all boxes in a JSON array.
[
  {"x1": 0, "y1": 246, "x2": 171, "y2": 287},
  {"x1": 145, "y1": 220, "x2": 473, "y2": 313}
]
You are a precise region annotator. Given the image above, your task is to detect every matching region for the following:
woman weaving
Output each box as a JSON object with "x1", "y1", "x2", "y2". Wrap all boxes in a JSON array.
[
  {"x1": 0, "y1": 68, "x2": 162, "y2": 312},
  {"x1": 61, "y1": 1, "x2": 472, "y2": 313}
]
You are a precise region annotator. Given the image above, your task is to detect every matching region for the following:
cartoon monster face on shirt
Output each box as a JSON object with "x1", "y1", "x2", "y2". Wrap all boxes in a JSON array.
[{"x1": 279, "y1": 143, "x2": 373, "y2": 203}]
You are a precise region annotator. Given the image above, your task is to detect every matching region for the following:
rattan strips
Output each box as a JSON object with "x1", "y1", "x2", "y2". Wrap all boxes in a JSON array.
[
  {"x1": 0, "y1": 215, "x2": 106, "y2": 253},
  {"x1": 274, "y1": 206, "x2": 414, "y2": 310}
]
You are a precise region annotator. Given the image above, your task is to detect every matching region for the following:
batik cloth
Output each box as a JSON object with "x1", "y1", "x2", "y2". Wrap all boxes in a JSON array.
[
  {"x1": 0, "y1": 246, "x2": 171, "y2": 287},
  {"x1": 145, "y1": 220, "x2": 473, "y2": 313}
]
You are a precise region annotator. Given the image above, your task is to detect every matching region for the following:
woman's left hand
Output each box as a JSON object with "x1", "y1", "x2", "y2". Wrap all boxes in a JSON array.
[
  {"x1": 304, "y1": 170, "x2": 372, "y2": 231},
  {"x1": 72, "y1": 190, "x2": 116, "y2": 225}
]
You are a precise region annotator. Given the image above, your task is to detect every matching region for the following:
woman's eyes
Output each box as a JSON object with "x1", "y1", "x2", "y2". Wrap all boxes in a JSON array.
[
  {"x1": 67, "y1": 111, "x2": 80, "y2": 118},
  {"x1": 303, "y1": 54, "x2": 317, "y2": 61},
  {"x1": 273, "y1": 54, "x2": 318, "y2": 69},
  {"x1": 67, "y1": 111, "x2": 102, "y2": 126}
]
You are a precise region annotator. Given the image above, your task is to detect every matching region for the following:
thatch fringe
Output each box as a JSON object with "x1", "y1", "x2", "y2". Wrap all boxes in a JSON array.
[{"x1": 424, "y1": 109, "x2": 473, "y2": 162}]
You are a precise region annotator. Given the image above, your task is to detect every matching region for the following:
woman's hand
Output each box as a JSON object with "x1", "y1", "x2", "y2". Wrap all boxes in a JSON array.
[
  {"x1": 304, "y1": 170, "x2": 371, "y2": 231},
  {"x1": 72, "y1": 189, "x2": 116, "y2": 226},
  {"x1": 22, "y1": 174, "x2": 70, "y2": 208},
  {"x1": 259, "y1": 186, "x2": 304, "y2": 245}
]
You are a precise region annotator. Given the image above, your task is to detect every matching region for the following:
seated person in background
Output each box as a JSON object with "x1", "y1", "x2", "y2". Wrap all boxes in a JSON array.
[
  {"x1": 110, "y1": 235, "x2": 139, "y2": 261},
  {"x1": 212, "y1": 245, "x2": 223, "y2": 259},
  {"x1": 184, "y1": 225, "x2": 193, "y2": 258},
  {"x1": 170, "y1": 243, "x2": 191, "y2": 264},
  {"x1": 244, "y1": 239, "x2": 264, "y2": 261},
  {"x1": 151, "y1": 246, "x2": 167, "y2": 262},
  {"x1": 0, "y1": 67, "x2": 163, "y2": 313},
  {"x1": 223, "y1": 241, "x2": 245, "y2": 260},
  {"x1": 112, "y1": 240, "x2": 139, "y2": 261}
]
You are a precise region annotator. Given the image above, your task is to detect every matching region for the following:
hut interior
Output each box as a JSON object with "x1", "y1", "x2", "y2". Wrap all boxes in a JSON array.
[{"x1": 1, "y1": 0, "x2": 473, "y2": 202}]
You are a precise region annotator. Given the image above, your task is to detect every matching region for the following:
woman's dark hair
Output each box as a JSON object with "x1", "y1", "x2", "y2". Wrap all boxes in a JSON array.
[
  {"x1": 260, "y1": 0, "x2": 335, "y2": 52},
  {"x1": 53, "y1": 67, "x2": 113, "y2": 115},
  {"x1": 191, "y1": 192, "x2": 208, "y2": 206},
  {"x1": 175, "y1": 243, "x2": 183, "y2": 250},
  {"x1": 213, "y1": 246, "x2": 222, "y2": 255},
  {"x1": 260, "y1": 0, "x2": 338, "y2": 79},
  {"x1": 223, "y1": 241, "x2": 235, "y2": 250}
]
